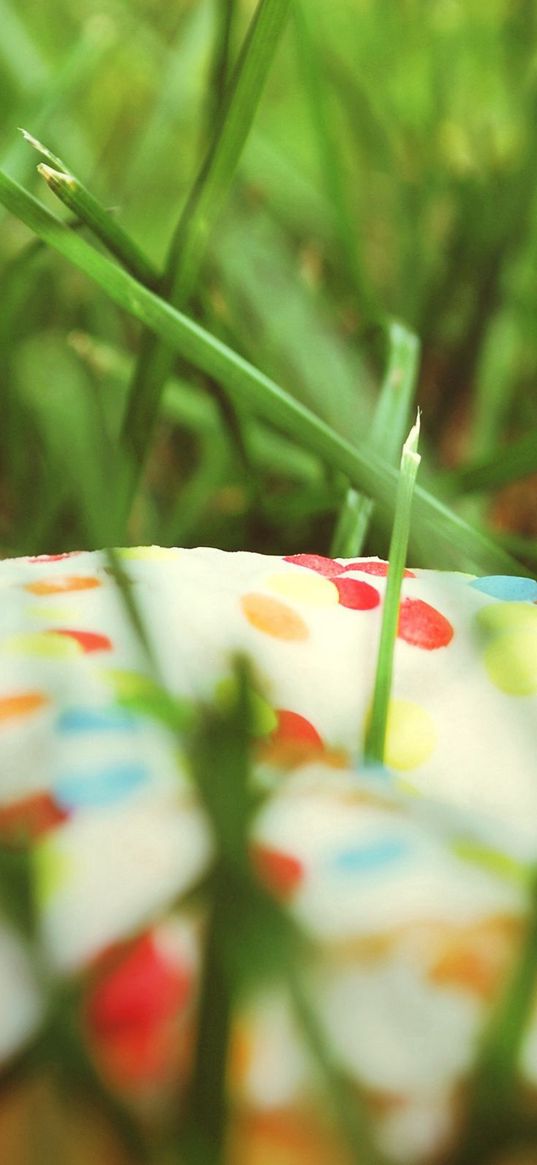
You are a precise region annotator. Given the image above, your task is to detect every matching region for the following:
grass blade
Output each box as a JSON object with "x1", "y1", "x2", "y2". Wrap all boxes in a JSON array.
[
  {"x1": 445, "y1": 873, "x2": 537, "y2": 1165},
  {"x1": 293, "y1": 0, "x2": 376, "y2": 317},
  {"x1": 287, "y1": 965, "x2": 386, "y2": 1165},
  {"x1": 123, "y1": 0, "x2": 292, "y2": 472},
  {"x1": 21, "y1": 130, "x2": 159, "y2": 286},
  {"x1": 0, "y1": 167, "x2": 527, "y2": 573},
  {"x1": 330, "y1": 486, "x2": 373, "y2": 559},
  {"x1": 369, "y1": 322, "x2": 421, "y2": 458},
  {"x1": 440, "y1": 427, "x2": 537, "y2": 496},
  {"x1": 331, "y1": 320, "x2": 420, "y2": 557},
  {"x1": 365, "y1": 415, "x2": 421, "y2": 764},
  {"x1": 206, "y1": 0, "x2": 237, "y2": 138}
]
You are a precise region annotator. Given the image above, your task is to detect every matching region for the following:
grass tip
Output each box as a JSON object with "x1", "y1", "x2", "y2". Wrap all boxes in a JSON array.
[
  {"x1": 19, "y1": 128, "x2": 40, "y2": 148},
  {"x1": 403, "y1": 409, "x2": 421, "y2": 465},
  {"x1": 37, "y1": 163, "x2": 75, "y2": 190},
  {"x1": 21, "y1": 131, "x2": 68, "y2": 173}
]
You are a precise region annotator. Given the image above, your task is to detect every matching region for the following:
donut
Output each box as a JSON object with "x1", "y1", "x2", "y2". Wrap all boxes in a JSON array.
[{"x1": 0, "y1": 546, "x2": 536, "y2": 1163}]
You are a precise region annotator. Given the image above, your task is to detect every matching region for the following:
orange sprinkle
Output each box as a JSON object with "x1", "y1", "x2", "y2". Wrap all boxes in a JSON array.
[
  {"x1": 229, "y1": 1108, "x2": 351, "y2": 1165},
  {"x1": 240, "y1": 594, "x2": 309, "y2": 641},
  {"x1": 0, "y1": 692, "x2": 49, "y2": 721},
  {"x1": 429, "y1": 919, "x2": 518, "y2": 999},
  {"x1": 24, "y1": 575, "x2": 101, "y2": 596}
]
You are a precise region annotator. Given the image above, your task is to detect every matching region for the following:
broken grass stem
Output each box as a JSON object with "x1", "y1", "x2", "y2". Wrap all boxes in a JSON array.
[{"x1": 37, "y1": 162, "x2": 158, "y2": 287}]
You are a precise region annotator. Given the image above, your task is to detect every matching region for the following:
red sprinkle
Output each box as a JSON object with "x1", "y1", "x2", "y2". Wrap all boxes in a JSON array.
[
  {"x1": 334, "y1": 577, "x2": 381, "y2": 610},
  {"x1": 251, "y1": 846, "x2": 304, "y2": 899},
  {"x1": 283, "y1": 554, "x2": 342, "y2": 578},
  {"x1": 48, "y1": 629, "x2": 112, "y2": 653},
  {"x1": 338, "y1": 560, "x2": 416, "y2": 578},
  {"x1": 273, "y1": 710, "x2": 323, "y2": 748},
  {"x1": 0, "y1": 793, "x2": 68, "y2": 845},
  {"x1": 86, "y1": 934, "x2": 191, "y2": 1034},
  {"x1": 398, "y1": 598, "x2": 454, "y2": 650},
  {"x1": 25, "y1": 552, "x2": 81, "y2": 563}
]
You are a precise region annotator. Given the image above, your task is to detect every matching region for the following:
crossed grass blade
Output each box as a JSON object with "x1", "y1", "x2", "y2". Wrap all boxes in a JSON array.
[
  {"x1": 122, "y1": 0, "x2": 292, "y2": 485},
  {"x1": 0, "y1": 166, "x2": 526, "y2": 574}
]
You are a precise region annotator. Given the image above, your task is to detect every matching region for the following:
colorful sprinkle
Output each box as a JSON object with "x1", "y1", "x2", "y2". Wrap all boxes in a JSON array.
[
  {"x1": 397, "y1": 598, "x2": 454, "y2": 650},
  {"x1": 265, "y1": 571, "x2": 338, "y2": 607},
  {"x1": 382, "y1": 699, "x2": 437, "y2": 771},
  {"x1": 483, "y1": 628, "x2": 537, "y2": 695},
  {"x1": 0, "y1": 692, "x2": 49, "y2": 721},
  {"x1": 25, "y1": 552, "x2": 81, "y2": 563},
  {"x1": 470, "y1": 575, "x2": 537, "y2": 602},
  {"x1": 240, "y1": 594, "x2": 309, "y2": 641},
  {"x1": 47, "y1": 629, "x2": 112, "y2": 654},
  {"x1": 0, "y1": 793, "x2": 68, "y2": 846},
  {"x1": 333, "y1": 577, "x2": 380, "y2": 611},
  {"x1": 329, "y1": 837, "x2": 408, "y2": 873},
  {"x1": 24, "y1": 575, "x2": 101, "y2": 596},
  {"x1": 475, "y1": 602, "x2": 537, "y2": 633},
  {"x1": 339, "y1": 560, "x2": 416, "y2": 579},
  {"x1": 6, "y1": 632, "x2": 81, "y2": 659},
  {"x1": 57, "y1": 707, "x2": 139, "y2": 734},
  {"x1": 55, "y1": 762, "x2": 148, "y2": 809},
  {"x1": 26, "y1": 605, "x2": 78, "y2": 622},
  {"x1": 86, "y1": 934, "x2": 191, "y2": 1033},
  {"x1": 283, "y1": 554, "x2": 341, "y2": 577},
  {"x1": 451, "y1": 838, "x2": 526, "y2": 884},
  {"x1": 273, "y1": 710, "x2": 323, "y2": 748},
  {"x1": 90, "y1": 1023, "x2": 174, "y2": 1088},
  {"x1": 251, "y1": 845, "x2": 304, "y2": 899}
]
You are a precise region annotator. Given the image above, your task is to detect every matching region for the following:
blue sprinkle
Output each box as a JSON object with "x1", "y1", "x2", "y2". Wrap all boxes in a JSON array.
[
  {"x1": 470, "y1": 575, "x2": 537, "y2": 602},
  {"x1": 55, "y1": 762, "x2": 148, "y2": 808},
  {"x1": 329, "y1": 837, "x2": 408, "y2": 874},
  {"x1": 57, "y1": 707, "x2": 139, "y2": 734}
]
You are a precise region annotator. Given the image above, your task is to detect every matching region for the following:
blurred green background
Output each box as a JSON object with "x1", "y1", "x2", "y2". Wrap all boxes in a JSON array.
[{"x1": 1, "y1": 0, "x2": 536, "y2": 567}]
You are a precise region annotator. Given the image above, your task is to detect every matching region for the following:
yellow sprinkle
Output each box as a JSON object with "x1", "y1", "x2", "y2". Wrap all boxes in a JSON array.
[
  {"x1": 25, "y1": 605, "x2": 77, "y2": 622},
  {"x1": 264, "y1": 571, "x2": 339, "y2": 607},
  {"x1": 383, "y1": 698, "x2": 437, "y2": 771},
  {"x1": 484, "y1": 628, "x2": 537, "y2": 696},
  {"x1": 476, "y1": 601, "x2": 537, "y2": 633},
  {"x1": 5, "y1": 633, "x2": 80, "y2": 658}
]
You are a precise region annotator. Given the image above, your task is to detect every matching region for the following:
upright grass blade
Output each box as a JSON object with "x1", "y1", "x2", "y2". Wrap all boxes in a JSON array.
[
  {"x1": 331, "y1": 320, "x2": 420, "y2": 557},
  {"x1": 445, "y1": 873, "x2": 537, "y2": 1165},
  {"x1": 293, "y1": 0, "x2": 376, "y2": 318},
  {"x1": 122, "y1": 0, "x2": 292, "y2": 475},
  {"x1": 364, "y1": 415, "x2": 421, "y2": 764},
  {"x1": 368, "y1": 323, "x2": 421, "y2": 458},
  {"x1": 21, "y1": 131, "x2": 159, "y2": 286},
  {"x1": 330, "y1": 486, "x2": 372, "y2": 559},
  {"x1": 0, "y1": 167, "x2": 526, "y2": 573},
  {"x1": 206, "y1": 0, "x2": 236, "y2": 137},
  {"x1": 287, "y1": 966, "x2": 386, "y2": 1165}
]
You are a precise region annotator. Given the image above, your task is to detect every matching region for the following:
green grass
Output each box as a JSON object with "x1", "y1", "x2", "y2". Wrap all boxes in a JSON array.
[
  {"x1": 364, "y1": 414, "x2": 421, "y2": 764},
  {"x1": 0, "y1": 0, "x2": 536, "y2": 569},
  {"x1": 1, "y1": 1, "x2": 537, "y2": 1162}
]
